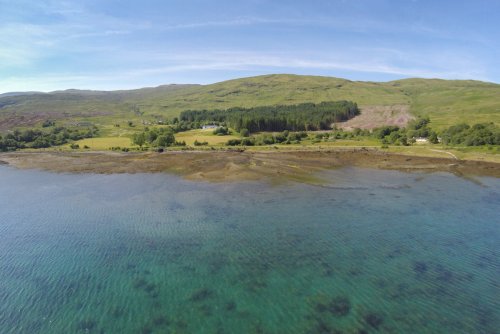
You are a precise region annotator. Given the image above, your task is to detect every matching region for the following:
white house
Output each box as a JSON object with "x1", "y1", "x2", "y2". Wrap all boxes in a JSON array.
[{"x1": 415, "y1": 137, "x2": 429, "y2": 143}]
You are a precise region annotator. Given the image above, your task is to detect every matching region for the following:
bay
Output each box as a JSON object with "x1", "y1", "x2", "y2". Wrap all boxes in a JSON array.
[{"x1": 0, "y1": 166, "x2": 498, "y2": 333}]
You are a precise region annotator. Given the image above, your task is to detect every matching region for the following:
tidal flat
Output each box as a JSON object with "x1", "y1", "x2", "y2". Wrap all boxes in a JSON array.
[
  {"x1": 1, "y1": 149, "x2": 499, "y2": 183},
  {"x1": 0, "y1": 165, "x2": 498, "y2": 333}
]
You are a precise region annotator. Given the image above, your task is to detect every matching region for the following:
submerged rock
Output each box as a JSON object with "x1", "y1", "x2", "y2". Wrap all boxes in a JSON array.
[
  {"x1": 329, "y1": 296, "x2": 351, "y2": 316},
  {"x1": 189, "y1": 288, "x2": 215, "y2": 302},
  {"x1": 364, "y1": 312, "x2": 383, "y2": 329},
  {"x1": 413, "y1": 261, "x2": 428, "y2": 274},
  {"x1": 315, "y1": 295, "x2": 351, "y2": 317},
  {"x1": 225, "y1": 301, "x2": 237, "y2": 311},
  {"x1": 76, "y1": 319, "x2": 97, "y2": 332},
  {"x1": 152, "y1": 315, "x2": 169, "y2": 326}
]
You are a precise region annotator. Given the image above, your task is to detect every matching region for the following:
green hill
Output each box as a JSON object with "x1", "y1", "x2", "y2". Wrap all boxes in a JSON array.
[
  {"x1": 1, "y1": 74, "x2": 499, "y2": 132},
  {"x1": 389, "y1": 78, "x2": 500, "y2": 128}
]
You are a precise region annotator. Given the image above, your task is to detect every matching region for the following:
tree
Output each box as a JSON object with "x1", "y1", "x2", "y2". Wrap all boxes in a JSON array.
[
  {"x1": 226, "y1": 139, "x2": 242, "y2": 146},
  {"x1": 194, "y1": 139, "x2": 208, "y2": 146},
  {"x1": 213, "y1": 126, "x2": 229, "y2": 135},
  {"x1": 132, "y1": 132, "x2": 146, "y2": 147},
  {"x1": 42, "y1": 120, "x2": 55, "y2": 127},
  {"x1": 428, "y1": 131, "x2": 439, "y2": 144},
  {"x1": 240, "y1": 128, "x2": 250, "y2": 137},
  {"x1": 155, "y1": 132, "x2": 175, "y2": 147}
]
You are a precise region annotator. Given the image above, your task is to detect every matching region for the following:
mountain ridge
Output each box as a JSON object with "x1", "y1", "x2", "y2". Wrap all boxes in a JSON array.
[
  {"x1": 2, "y1": 74, "x2": 498, "y2": 96},
  {"x1": 1, "y1": 74, "x2": 499, "y2": 131}
]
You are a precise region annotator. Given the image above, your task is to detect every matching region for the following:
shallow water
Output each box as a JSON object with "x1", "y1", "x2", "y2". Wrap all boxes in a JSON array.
[{"x1": 0, "y1": 166, "x2": 498, "y2": 334}]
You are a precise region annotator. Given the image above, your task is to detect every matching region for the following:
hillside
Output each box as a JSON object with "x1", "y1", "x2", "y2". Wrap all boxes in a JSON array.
[{"x1": 1, "y1": 74, "x2": 499, "y2": 132}]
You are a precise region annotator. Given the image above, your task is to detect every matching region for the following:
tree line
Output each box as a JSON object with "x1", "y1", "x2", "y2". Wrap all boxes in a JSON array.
[
  {"x1": 131, "y1": 127, "x2": 184, "y2": 148},
  {"x1": 226, "y1": 130, "x2": 308, "y2": 146},
  {"x1": 179, "y1": 101, "x2": 359, "y2": 133},
  {"x1": 0, "y1": 126, "x2": 98, "y2": 152},
  {"x1": 372, "y1": 117, "x2": 499, "y2": 146},
  {"x1": 223, "y1": 117, "x2": 499, "y2": 148},
  {"x1": 440, "y1": 123, "x2": 499, "y2": 146}
]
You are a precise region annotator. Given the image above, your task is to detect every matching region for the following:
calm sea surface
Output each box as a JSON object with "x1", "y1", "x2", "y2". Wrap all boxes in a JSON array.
[{"x1": 0, "y1": 166, "x2": 498, "y2": 334}]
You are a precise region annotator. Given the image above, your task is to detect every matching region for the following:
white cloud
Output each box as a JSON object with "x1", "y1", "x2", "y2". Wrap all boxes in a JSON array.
[
  {"x1": 1, "y1": 48, "x2": 488, "y2": 93},
  {"x1": 117, "y1": 50, "x2": 488, "y2": 81},
  {"x1": 0, "y1": 1, "x2": 495, "y2": 91},
  {"x1": 0, "y1": 1, "x2": 148, "y2": 69}
]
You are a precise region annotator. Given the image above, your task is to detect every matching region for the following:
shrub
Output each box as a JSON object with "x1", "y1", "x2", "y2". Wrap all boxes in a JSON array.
[
  {"x1": 240, "y1": 128, "x2": 250, "y2": 137},
  {"x1": 241, "y1": 137, "x2": 255, "y2": 146},
  {"x1": 42, "y1": 120, "x2": 55, "y2": 127},
  {"x1": 213, "y1": 126, "x2": 229, "y2": 135},
  {"x1": 193, "y1": 140, "x2": 208, "y2": 146},
  {"x1": 226, "y1": 139, "x2": 242, "y2": 146}
]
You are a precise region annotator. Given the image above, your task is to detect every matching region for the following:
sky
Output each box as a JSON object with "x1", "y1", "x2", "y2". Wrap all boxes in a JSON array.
[{"x1": 0, "y1": 0, "x2": 499, "y2": 93}]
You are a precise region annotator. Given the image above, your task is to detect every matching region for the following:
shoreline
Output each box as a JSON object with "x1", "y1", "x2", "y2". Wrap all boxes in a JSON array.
[{"x1": 1, "y1": 149, "x2": 499, "y2": 183}]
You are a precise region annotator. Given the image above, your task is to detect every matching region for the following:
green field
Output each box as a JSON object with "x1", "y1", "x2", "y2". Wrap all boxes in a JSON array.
[
  {"x1": 70, "y1": 137, "x2": 133, "y2": 150},
  {"x1": 1, "y1": 74, "x2": 499, "y2": 133},
  {"x1": 175, "y1": 129, "x2": 240, "y2": 146}
]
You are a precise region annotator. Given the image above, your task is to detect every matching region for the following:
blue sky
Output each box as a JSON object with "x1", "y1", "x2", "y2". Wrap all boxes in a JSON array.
[{"x1": 0, "y1": 0, "x2": 499, "y2": 92}]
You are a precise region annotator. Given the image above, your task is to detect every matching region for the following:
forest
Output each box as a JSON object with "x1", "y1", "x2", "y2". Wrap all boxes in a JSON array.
[{"x1": 179, "y1": 101, "x2": 359, "y2": 132}]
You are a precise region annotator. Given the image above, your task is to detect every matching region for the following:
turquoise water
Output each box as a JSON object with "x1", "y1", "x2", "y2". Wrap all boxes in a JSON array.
[{"x1": 0, "y1": 166, "x2": 498, "y2": 334}]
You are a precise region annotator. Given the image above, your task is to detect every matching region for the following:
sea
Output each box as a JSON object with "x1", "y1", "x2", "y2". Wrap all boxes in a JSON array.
[{"x1": 0, "y1": 166, "x2": 498, "y2": 333}]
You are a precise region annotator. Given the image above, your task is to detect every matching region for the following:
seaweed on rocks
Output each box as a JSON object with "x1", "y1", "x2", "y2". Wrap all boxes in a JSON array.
[
  {"x1": 140, "y1": 325, "x2": 153, "y2": 334},
  {"x1": 133, "y1": 278, "x2": 148, "y2": 289},
  {"x1": 225, "y1": 301, "x2": 237, "y2": 311},
  {"x1": 110, "y1": 306, "x2": 126, "y2": 318},
  {"x1": 413, "y1": 261, "x2": 428, "y2": 275},
  {"x1": 308, "y1": 319, "x2": 343, "y2": 334},
  {"x1": 198, "y1": 304, "x2": 213, "y2": 317},
  {"x1": 207, "y1": 253, "x2": 230, "y2": 274},
  {"x1": 434, "y1": 264, "x2": 454, "y2": 283},
  {"x1": 132, "y1": 277, "x2": 160, "y2": 298},
  {"x1": 189, "y1": 288, "x2": 215, "y2": 302},
  {"x1": 314, "y1": 295, "x2": 351, "y2": 317},
  {"x1": 144, "y1": 283, "x2": 156, "y2": 293},
  {"x1": 152, "y1": 314, "x2": 170, "y2": 327},
  {"x1": 175, "y1": 319, "x2": 188, "y2": 331},
  {"x1": 76, "y1": 319, "x2": 97, "y2": 332},
  {"x1": 329, "y1": 296, "x2": 351, "y2": 316},
  {"x1": 364, "y1": 312, "x2": 383, "y2": 329}
]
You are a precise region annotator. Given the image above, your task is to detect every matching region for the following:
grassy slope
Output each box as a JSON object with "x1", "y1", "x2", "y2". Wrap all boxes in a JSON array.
[
  {"x1": 1, "y1": 74, "x2": 499, "y2": 132},
  {"x1": 391, "y1": 78, "x2": 500, "y2": 129},
  {"x1": 144, "y1": 74, "x2": 409, "y2": 113}
]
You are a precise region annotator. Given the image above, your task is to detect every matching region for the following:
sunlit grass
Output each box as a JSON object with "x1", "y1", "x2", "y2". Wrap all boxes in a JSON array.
[
  {"x1": 175, "y1": 129, "x2": 240, "y2": 145},
  {"x1": 70, "y1": 137, "x2": 133, "y2": 150}
]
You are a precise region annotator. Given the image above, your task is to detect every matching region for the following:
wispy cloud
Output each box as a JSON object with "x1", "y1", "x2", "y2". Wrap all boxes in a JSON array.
[
  {"x1": 0, "y1": 1, "x2": 148, "y2": 69},
  {"x1": 1, "y1": 48, "x2": 488, "y2": 93},
  {"x1": 118, "y1": 49, "x2": 488, "y2": 80},
  {"x1": 155, "y1": 17, "x2": 283, "y2": 30},
  {"x1": 0, "y1": 0, "x2": 497, "y2": 92}
]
